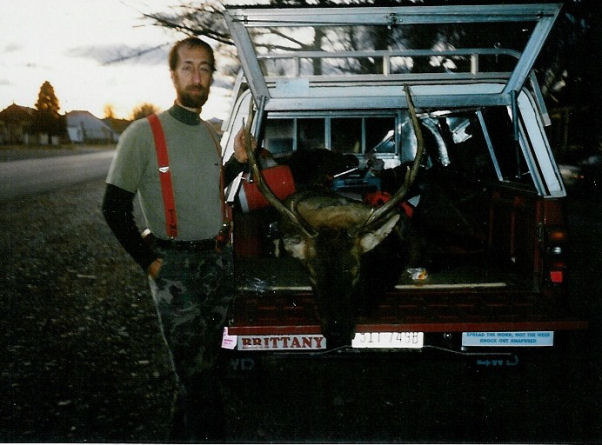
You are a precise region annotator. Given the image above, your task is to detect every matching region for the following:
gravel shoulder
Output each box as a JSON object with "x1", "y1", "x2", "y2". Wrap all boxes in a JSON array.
[{"x1": 0, "y1": 178, "x2": 175, "y2": 442}]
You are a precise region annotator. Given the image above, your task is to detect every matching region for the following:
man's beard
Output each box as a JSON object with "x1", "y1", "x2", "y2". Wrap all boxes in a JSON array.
[{"x1": 178, "y1": 86, "x2": 209, "y2": 109}]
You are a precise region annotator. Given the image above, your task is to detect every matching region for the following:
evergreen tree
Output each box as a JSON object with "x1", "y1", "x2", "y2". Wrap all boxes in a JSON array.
[
  {"x1": 35, "y1": 81, "x2": 60, "y2": 114},
  {"x1": 33, "y1": 81, "x2": 65, "y2": 143}
]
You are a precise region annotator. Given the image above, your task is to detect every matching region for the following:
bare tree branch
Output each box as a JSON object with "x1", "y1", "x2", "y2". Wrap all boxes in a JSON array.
[
  {"x1": 103, "y1": 43, "x2": 171, "y2": 65},
  {"x1": 142, "y1": 1, "x2": 234, "y2": 46}
]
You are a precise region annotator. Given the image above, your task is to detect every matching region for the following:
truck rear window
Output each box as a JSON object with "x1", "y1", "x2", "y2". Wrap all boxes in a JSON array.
[
  {"x1": 262, "y1": 106, "x2": 535, "y2": 191},
  {"x1": 264, "y1": 115, "x2": 396, "y2": 157}
]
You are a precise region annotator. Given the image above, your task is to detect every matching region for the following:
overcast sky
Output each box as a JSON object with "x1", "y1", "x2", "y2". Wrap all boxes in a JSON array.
[{"x1": 0, "y1": 0, "x2": 235, "y2": 120}]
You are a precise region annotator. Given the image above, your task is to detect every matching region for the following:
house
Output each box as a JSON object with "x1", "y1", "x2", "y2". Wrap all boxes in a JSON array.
[
  {"x1": 0, "y1": 103, "x2": 36, "y2": 144},
  {"x1": 66, "y1": 110, "x2": 119, "y2": 144}
]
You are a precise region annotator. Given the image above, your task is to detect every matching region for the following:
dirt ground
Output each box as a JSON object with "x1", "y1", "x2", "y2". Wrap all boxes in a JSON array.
[{"x1": 1, "y1": 149, "x2": 601, "y2": 443}]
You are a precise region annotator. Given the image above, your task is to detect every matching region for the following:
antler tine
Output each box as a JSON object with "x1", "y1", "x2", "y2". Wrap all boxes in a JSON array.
[
  {"x1": 363, "y1": 86, "x2": 425, "y2": 228},
  {"x1": 243, "y1": 101, "x2": 316, "y2": 239}
]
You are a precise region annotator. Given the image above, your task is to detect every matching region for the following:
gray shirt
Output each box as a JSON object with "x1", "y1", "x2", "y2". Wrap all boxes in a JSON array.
[{"x1": 107, "y1": 108, "x2": 223, "y2": 241}]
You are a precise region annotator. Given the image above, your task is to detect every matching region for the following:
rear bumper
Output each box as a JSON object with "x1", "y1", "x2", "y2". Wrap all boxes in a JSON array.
[{"x1": 227, "y1": 287, "x2": 588, "y2": 336}]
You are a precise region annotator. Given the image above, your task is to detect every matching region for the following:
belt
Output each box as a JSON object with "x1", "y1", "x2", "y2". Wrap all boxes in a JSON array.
[{"x1": 153, "y1": 237, "x2": 216, "y2": 251}]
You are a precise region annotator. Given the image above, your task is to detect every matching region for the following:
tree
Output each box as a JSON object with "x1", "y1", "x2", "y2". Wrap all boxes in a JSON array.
[
  {"x1": 103, "y1": 104, "x2": 116, "y2": 119},
  {"x1": 35, "y1": 81, "x2": 60, "y2": 114},
  {"x1": 33, "y1": 81, "x2": 65, "y2": 143},
  {"x1": 538, "y1": 0, "x2": 602, "y2": 154},
  {"x1": 131, "y1": 103, "x2": 160, "y2": 120},
  {"x1": 141, "y1": 1, "x2": 601, "y2": 151},
  {"x1": 143, "y1": 1, "x2": 231, "y2": 45}
]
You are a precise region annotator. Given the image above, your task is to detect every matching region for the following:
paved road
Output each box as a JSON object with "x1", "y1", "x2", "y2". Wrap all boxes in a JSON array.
[{"x1": 0, "y1": 151, "x2": 114, "y2": 201}]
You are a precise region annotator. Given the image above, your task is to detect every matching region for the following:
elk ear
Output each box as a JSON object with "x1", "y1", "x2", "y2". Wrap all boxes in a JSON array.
[
  {"x1": 358, "y1": 213, "x2": 400, "y2": 254},
  {"x1": 283, "y1": 235, "x2": 311, "y2": 260}
]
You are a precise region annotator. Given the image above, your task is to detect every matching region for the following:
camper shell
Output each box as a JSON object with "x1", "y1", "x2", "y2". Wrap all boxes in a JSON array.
[{"x1": 219, "y1": 4, "x2": 588, "y2": 352}]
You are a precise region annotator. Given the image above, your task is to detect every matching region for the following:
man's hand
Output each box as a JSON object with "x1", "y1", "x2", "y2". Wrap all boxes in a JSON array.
[
  {"x1": 147, "y1": 258, "x2": 163, "y2": 279},
  {"x1": 233, "y1": 127, "x2": 256, "y2": 163}
]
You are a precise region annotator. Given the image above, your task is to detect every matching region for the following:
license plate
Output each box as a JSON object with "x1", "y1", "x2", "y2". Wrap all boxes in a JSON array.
[
  {"x1": 236, "y1": 334, "x2": 327, "y2": 351},
  {"x1": 352, "y1": 332, "x2": 424, "y2": 349},
  {"x1": 462, "y1": 331, "x2": 554, "y2": 347}
]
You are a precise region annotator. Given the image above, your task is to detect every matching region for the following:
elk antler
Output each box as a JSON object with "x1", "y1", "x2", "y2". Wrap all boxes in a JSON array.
[
  {"x1": 243, "y1": 101, "x2": 317, "y2": 239},
  {"x1": 362, "y1": 86, "x2": 425, "y2": 228}
]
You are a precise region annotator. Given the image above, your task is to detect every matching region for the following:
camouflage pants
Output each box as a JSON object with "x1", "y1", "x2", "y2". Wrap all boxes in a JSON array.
[{"x1": 148, "y1": 244, "x2": 234, "y2": 442}]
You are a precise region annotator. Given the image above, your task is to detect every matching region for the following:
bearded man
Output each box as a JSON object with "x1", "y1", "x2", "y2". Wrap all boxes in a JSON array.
[{"x1": 102, "y1": 37, "x2": 250, "y2": 442}]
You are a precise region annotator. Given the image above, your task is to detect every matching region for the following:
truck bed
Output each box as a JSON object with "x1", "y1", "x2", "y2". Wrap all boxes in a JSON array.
[{"x1": 230, "y1": 256, "x2": 586, "y2": 336}]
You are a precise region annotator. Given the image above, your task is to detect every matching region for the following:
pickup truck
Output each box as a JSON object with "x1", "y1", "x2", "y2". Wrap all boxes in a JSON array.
[{"x1": 219, "y1": 3, "x2": 587, "y2": 353}]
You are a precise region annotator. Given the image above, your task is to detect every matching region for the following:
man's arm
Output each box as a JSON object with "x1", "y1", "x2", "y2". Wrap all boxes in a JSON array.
[
  {"x1": 102, "y1": 183, "x2": 158, "y2": 273},
  {"x1": 223, "y1": 156, "x2": 247, "y2": 185},
  {"x1": 222, "y1": 127, "x2": 256, "y2": 184}
]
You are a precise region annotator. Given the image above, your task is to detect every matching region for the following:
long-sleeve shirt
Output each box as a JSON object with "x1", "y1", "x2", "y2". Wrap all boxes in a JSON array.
[{"x1": 102, "y1": 104, "x2": 246, "y2": 271}]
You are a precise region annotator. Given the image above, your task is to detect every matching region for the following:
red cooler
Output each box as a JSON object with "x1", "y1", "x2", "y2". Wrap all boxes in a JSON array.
[{"x1": 238, "y1": 165, "x2": 296, "y2": 213}]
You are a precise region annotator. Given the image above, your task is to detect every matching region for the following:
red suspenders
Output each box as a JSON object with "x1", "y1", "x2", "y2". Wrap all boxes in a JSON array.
[
  {"x1": 148, "y1": 114, "x2": 178, "y2": 239},
  {"x1": 147, "y1": 113, "x2": 228, "y2": 242}
]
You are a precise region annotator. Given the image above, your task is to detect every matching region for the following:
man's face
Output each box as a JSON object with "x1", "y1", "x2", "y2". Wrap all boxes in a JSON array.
[{"x1": 171, "y1": 45, "x2": 213, "y2": 110}]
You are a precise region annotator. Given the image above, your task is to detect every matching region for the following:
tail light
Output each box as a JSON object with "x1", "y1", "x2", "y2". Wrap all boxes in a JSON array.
[{"x1": 543, "y1": 226, "x2": 567, "y2": 286}]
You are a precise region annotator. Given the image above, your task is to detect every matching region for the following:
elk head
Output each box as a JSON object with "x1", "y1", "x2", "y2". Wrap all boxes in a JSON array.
[{"x1": 244, "y1": 87, "x2": 425, "y2": 347}]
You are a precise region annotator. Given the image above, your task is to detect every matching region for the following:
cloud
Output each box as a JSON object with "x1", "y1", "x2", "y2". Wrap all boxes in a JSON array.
[
  {"x1": 2, "y1": 43, "x2": 22, "y2": 53},
  {"x1": 67, "y1": 43, "x2": 169, "y2": 65}
]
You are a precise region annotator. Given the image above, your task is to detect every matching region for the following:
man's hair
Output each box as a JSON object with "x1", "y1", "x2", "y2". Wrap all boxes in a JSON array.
[{"x1": 169, "y1": 37, "x2": 215, "y2": 72}]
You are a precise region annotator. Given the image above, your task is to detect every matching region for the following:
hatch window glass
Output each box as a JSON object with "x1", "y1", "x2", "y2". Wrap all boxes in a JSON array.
[
  {"x1": 431, "y1": 107, "x2": 534, "y2": 190},
  {"x1": 249, "y1": 21, "x2": 533, "y2": 80}
]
